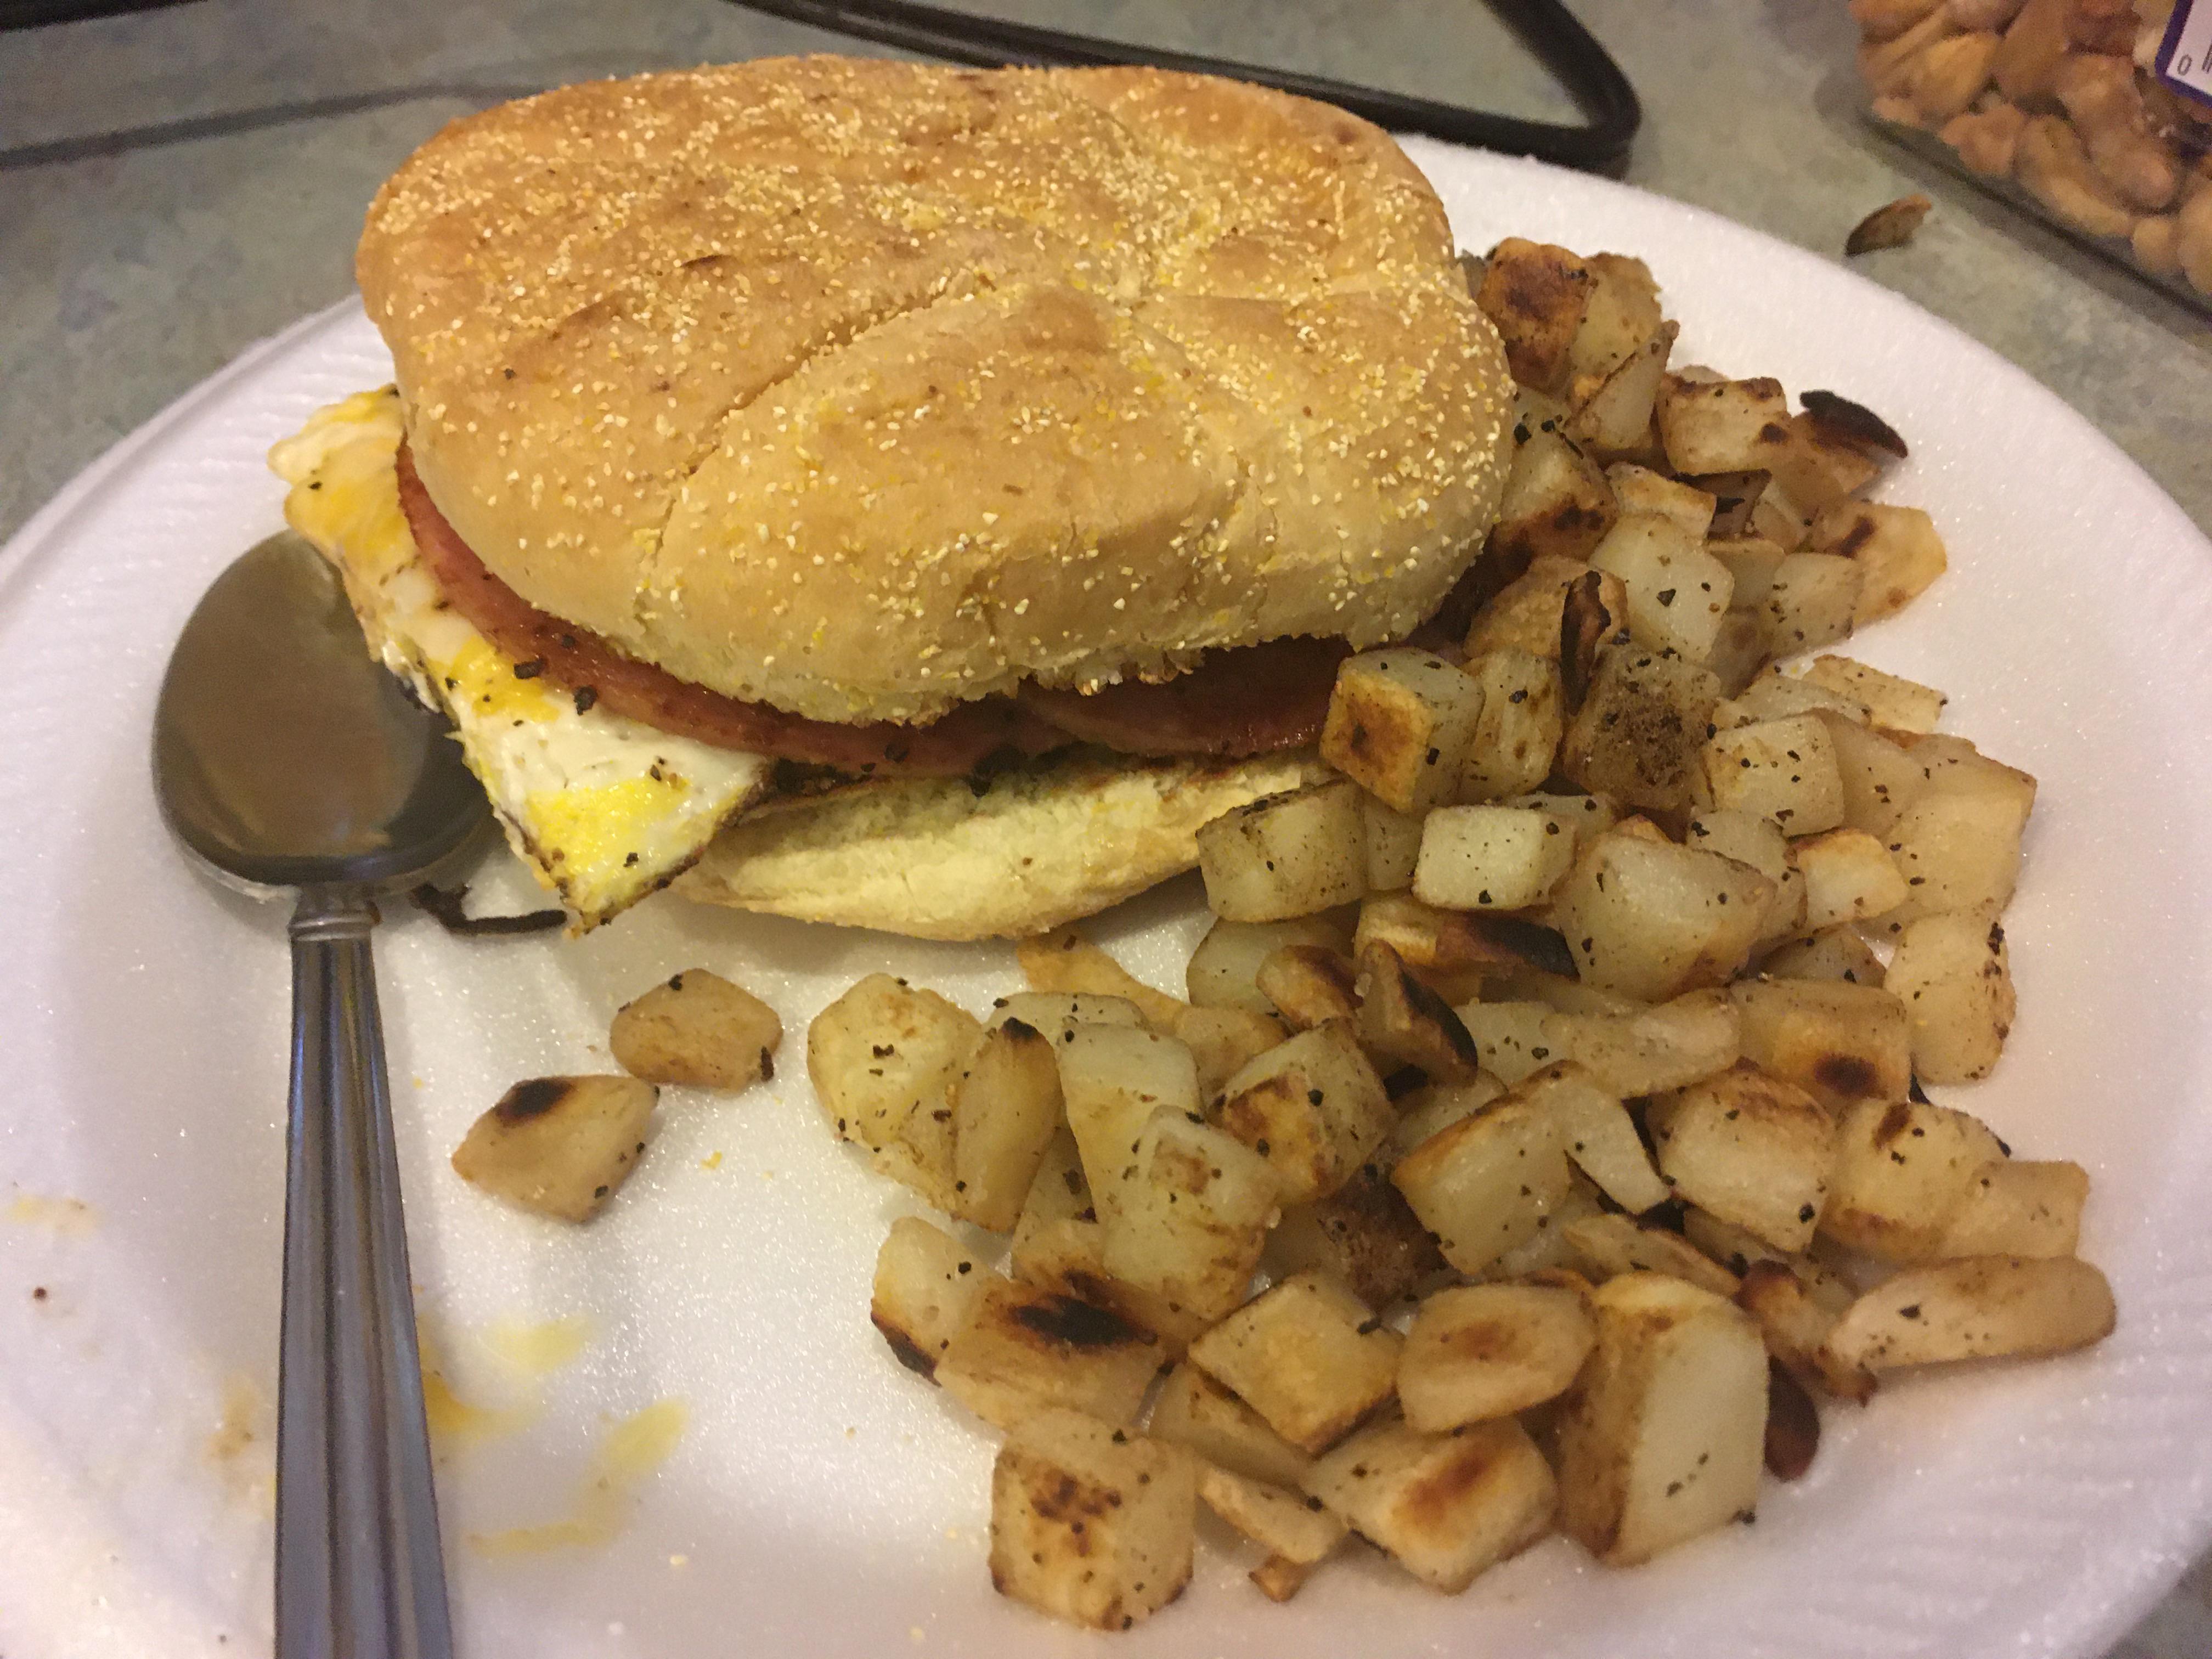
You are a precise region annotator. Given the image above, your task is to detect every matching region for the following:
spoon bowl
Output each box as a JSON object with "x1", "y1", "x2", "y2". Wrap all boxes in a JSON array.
[{"x1": 153, "y1": 531, "x2": 484, "y2": 1659}]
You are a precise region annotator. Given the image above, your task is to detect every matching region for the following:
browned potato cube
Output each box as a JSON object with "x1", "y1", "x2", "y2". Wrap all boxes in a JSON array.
[
  {"x1": 1392, "y1": 1088, "x2": 1573, "y2": 1273},
  {"x1": 1364, "y1": 794, "x2": 1428, "y2": 891},
  {"x1": 1730, "y1": 977, "x2": 1911, "y2": 1114},
  {"x1": 610, "y1": 969, "x2": 780, "y2": 1089},
  {"x1": 1250, "y1": 1554, "x2": 1317, "y2": 1602},
  {"x1": 1567, "y1": 251, "x2": 1663, "y2": 380},
  {"x1": 1216, "y1": 1021, "x2": 1393, "y2": 1204},
  {"x1": 1268, "y1": 1165, "x2": 1449, "y2": 1308},
  {"x1": 1414, "y1": 805, "x2": 1577, "y2": 912},
  {"x1": 1655, "y1": 373, "x2": 1791, "y2": 474},
  {"x1": 1816, "y1": 711, "x2": 1931, "y2": 838},
  {"x1": 986, "y1": 990, "x2": 1146, "y2": 1039},
  {"x1": 1015, "y1": 929, "x2": 1187, "y2": 1029},
  {"x1": 1934, "y1": 1159, "x2": 2089, "y2": 1259},
  {"x1": 1197, "y1": 780, "x2": 1368, "y2": 922},
  {"x1": 1187, "y1": 916, "x2": 1352, "y2": 1016},
  {"x1": 1460, "y1": 649, "x2": 1567, "y2": 802},
  {"x1": 1820, "y1": 1097, "x2": 2009, "y2": 1262},
  {"x1": 1561, "y1": 647, "x2": 1723, "y2": 814},
  {"x1": 1542, "y1": 989, "x2": 1743, "y2": 1097},
  {"x1": 1454, "y1": 1000, "x2": 1560, "y2": 1086},
  {"x1": 1550, "y1": 832, "x2": 1774, "y2": 1000},
  {"x1": 1721, "y1": 669, "x2": 1866, "y2": 727},
  {"x1": 1821, "y1": 1256, "x2": 2115, "y2": 1372},
  {"x1": 1176, "y1": 1004, "x2": 1289, "y2": 1103},
  {"x1": 1057, "y1": 1024, "x2": 1199, "y2": 1223},
  {"x1": 1148, "y1": 1361, "x2": 1314, "y2": 1488},
  {"x1": 1759, "y1": 926, "x2": 1886, "y2": 986},
  {"x1": 871, "y1": 1215, "x2": 994, "y2": 1379},
  {"x1": 807, "y1": 973, "x2": 980, "y2": 1150},
  {"x1": 1304, "y1": 1418, "x2": 1557, "y2": 1592},
  {"x1": 1490, "y1": 430, "x2": 1620, "y2": 564},
  {"x1": 1399, "y1": 1283, "x2": 1596, "y2": 1429},
  {"x1": 1765, "y1": 553, "x2": 1863, "y2": 656},
  {"x1": 937, "y1": 1278, "x2": 1163, "y2": 1432},
  {"x1": 1562, "y1": 1214, "x2": 1742, "y2": 1297},
  {"x1": 1101, "y1": 1112, "x2": 1280, "y2": 1323},
  {"x1": 1518, "y1": 1060, "x2": 1670, "y2": 1213},
  {"x1": 1188, "y1": 1272, "x2": 1403, "y2": 1453},
  {"x1": 1475, "y1": 237, "x2": 1598, "y2": 392},
  {"x1": 1555, "y1": 1272, "x2": 1769, "y2": 1566},
  {"x1": 1008, "y1": 1141, "x2": 1214, "y2": 1351},
  {"x1": 1465, "y1": 556, "x2": 1627, "y2": 662},
  {"x1": 1254, "y1": 945, "x2": 1361, "y2": 1032},
  {"x1": 451, "y1": 1075, "x2": 657, "y2": 1223},
  {"x1": 1199, "y1": 1465, "x2": 1348, "y2": 1565},
  {"x1": 1795, "y1": 827, "x2": 1910, "y2": 931},
  {"x1": 1605, "y1": 464, "x2": 1716, "y2": 540},
  {"x1": 1390, "y1": 1075, "x2": 1508, "y2": 1160},
  {"x1": 1588, "y1": 512, "x2": 1735, "y2": 662},
  {"x1": 951, "y1": 1017, "x2": 1065, "y2": 1232},
  {"x1": 1568, "y1": 321, "x2": 1678, "y2": 455},
  {"x1": 1701, "y1": 714, "x2": 1846, "y2": 834},
  {"x1": 1647, "y1": 1064, "x2": 1839, "y2": 1252},
  {"x1": 1886, "y1": 913, "x2": 2016, "y2": 1082},
  {"x1": 1802, "y1": 655, "x2": 1946, "y2": 731},
  {"x1": 1322, "y1": 649, "x2": 1485, "y2": 815},
  {"x1": 1354, "y1": 890, "x2": 1577, "y2": 986},
  {"x1": 1352, "y1": 941, "x2": 1484, "y2": 1085},
  {"x1": 1735, "y1": 1259, "x2": 1876, "y2": 1404},
  {"x1": 989, "y1": 1409, "x2": 1196, "y2": 1630},
  {"x1": 1874, "y1": 788, "x2": 2032, "y2": 929},
  {"x1": 1808, "y1": 501, "x2": 1948, "y2": 622}
]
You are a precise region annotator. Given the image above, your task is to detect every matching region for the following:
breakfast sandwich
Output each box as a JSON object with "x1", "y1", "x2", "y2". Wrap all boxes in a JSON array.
[{"x1": 272, "y1": 55, "x2": 1515, "y2": 935}]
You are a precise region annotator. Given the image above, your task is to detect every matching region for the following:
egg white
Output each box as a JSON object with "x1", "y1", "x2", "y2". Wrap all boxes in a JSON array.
[{"x1": 269, "y1": 389, "x2": 774, "y2": 927}]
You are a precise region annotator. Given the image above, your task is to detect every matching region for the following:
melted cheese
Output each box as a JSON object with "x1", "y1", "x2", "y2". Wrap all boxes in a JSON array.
[{"x1": 269, "y1": 391, "x2": 772, "y2": 927}]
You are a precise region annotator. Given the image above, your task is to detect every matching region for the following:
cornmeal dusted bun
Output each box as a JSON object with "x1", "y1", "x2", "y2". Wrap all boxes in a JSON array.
[{"x1": 358, "y1": 56, "x2": 1513, "y2": 726}]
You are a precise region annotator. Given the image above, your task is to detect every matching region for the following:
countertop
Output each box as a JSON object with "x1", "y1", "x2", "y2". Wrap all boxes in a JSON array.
[{"x1": 2, "y1": 1, "x2": 2207, "y2": 1653}]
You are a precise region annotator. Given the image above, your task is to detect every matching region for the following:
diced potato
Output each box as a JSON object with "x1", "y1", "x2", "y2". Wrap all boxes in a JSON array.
[
  {"x1": 1871, "y1": 789, "x2": 2032, "y2": 928},
  {"x1": 1588, "y1": 512, "x2": 1734, "y2": 662},
  {"x1": 1567, "y1": 321, "x2": 1677, "y2": 455},
  {"x1": 1016, "y1": 929, "x2": 1186, "y2": 1029},
  {"x1": 1400, "y1": 1283, "x2": 1596, "y2": 1430},
  {"x1": 1815, "y1": 710, "x2": 1930, "y2": 838},
  {"x1": 1353, "y1": 941, "x2": 1484, "y2": 1084},
  {"x1": 987, "y1": 991, "x2": 1147, "y2": 1038},
  {"x1": 1176, "y1": 1005, "x2": 1289, "y2": 1103},
  {"x1": 1723, "y1": 668, "x2": 1866, "y2": 726},
  {"x1": 1484, "y1": 966, "x2": 1641, "y2": 1018},
  {"x1": 871, "y1": 1216, "x2": 995, "y2": 1379},
  {"x1": 1555, "y1": 1273, "x2": 1769, "y2": 1567},
  {"x1": 1550, "y1": 832, "x2": 1774, "y2": 1001},
  {"x1": 610, "y1": 969, "x2": 781, "y2": 1090},
  {"x1": 1765, "y1": 553, "x2": 1863, "y2": 656},
  {"x1": 1058, "y1": 1025, "x2": 1199, "y2": 1223},
  {"x1": 807, "y1": 974, "x2": 980, "y2": 1150},
  {"x1": 1392, "y1": 1089, "x2": 1573, "y2": 1273},
  {"x1": 1655, "y1": 374, "x2": 1791, "y2": 476},
  {"x1": 1908, "y1": 733, "x2": 2038, "y2": 814},
  {"x1": 1304, "y1": 1418, "x2": 1558, "y2": 1593},
  {"x1": 1646, "y1": 1064, "x2": 1838, "y2": 1252},
  {"x1": 1149, "y1": 1362, "x2": 1313, "y2": 1488},
  {"x1": 1414, "y1": 805, "x2": 1576, "y2": 912},
  {"x1": 1750, "y1": 475, "x2": 1818, "y2": 552},
  {"x1": 951, "y1": 1017, "x2": 1065, "y2": 1232},
  {"x1": 1475, "y1": 237, "x2": 1597, "y2": 393},
  {"x1": 1700, "y1": 715, "x2": 1846, "y2": 834},
  {"x1": 938, "y1": 1279, "x2": 1164, "y2": 1432},
  {"x1": 451, "y1": 1075, "x2": 658, "y2": 1223},
  {"x1": 1886, "y1": 912, "x2": 2016, "y2": 1083},
  {"x1": 1794, "y1": 827, "x2": 1909, "y2": 930},
  {"x1": 1450, "y1": 1000, "x2": 1560, "y2": 1086},
  {"x1": 1216, "y1": 1022, "x2": 1392, "y2": 1203},
  {"x1": 1390, "y1": 1075, "x2": 1508, "y2": 1159},
  {"x1": 1364, "y1": 795, "x2": 1428, "y2": 891},
  {"x1": 1009, "y1": 1127, "x2": 1094, "y2": 1259},
  {"x1": 1489, "y1": 430, "x2": 1620, "y2": 564},
  {"x1": 1560, "y1": 647, "x2": 1723, "y2": 814},
  {"x1": 1199, "y1": 1465, "x2": 1347, "y2": 1565},
  {"x1": 1735, "y1": 1260, "x2": 1876, "y2": 1404},
  {"x1": 1197, "y1": 780, "x2": 1368, "y2": 922},
  {"x1": 1935, "y1": 1159, "x2": 2089, "y2": 1259},
  {"x1": 1696, "y1": 476, "x2": 1772, "y2": 540},
  {"x1": 865, "y1": 1101, "x2": 951, "y2": 1204},
  {"x1": 1465, "y1": 556, "x2": 1627, "y2": 662},
  {"x1": 1505, "y1": 790, "x2": 1622, "y2": 838},
  {"x1": 1460, "y1": 648, "x2": 1567, "y2": 803},
  {"x1": 1821, "y1": 1256, "x2": 2115, "y2": 1372},
  {"x1": 1808, "y1": 501, "x2": 1948, "y2": 623},
  {"x1": 1730, "y1": 977, "x2": 1911, "y2": 1114},
  {"x1": 1101, "y1": 1111, "x2": 1280, "y2": 1322},
  {"x1": 1684, "y1": 807, "x2": 1799, "y2": 944},
  {"x1": 1821, "y1": 1097, "x2": 2009, "y2": 1263},
  {"x1": 1268, "y1": 1165, "x2": 1449, "y2": 1307},
  {"x1": 1356, "y1": 892, "x2": 1578, "y2": 984},
  {"x1": 1322, "y1": 648, "x2": 1486, "y2": 815},
  {"x1": 1759, "y1": 926, "x2": 1886, "y2": 986},
  {"x1": 1567, "y1": 251, "x2": 1663, "y2": 379},
  {"x1": 1542, "y1": 989, "x2": 1743, "y2": 1097},
  {"x1": 1707, "y1": 534, "x2": 1787, "y2": 612},
  {"x1": 1254, "y1": 945, "x2": 1361, "y2": 1032},
  {"x1": 1187, "y1": 917, "x2": 1352, "y2": 1016},
  {"x1": 1802, "y1": 656, "x2": 1946, "y2": 732},
  {"x1": 989, "y1": 1410, "x2": 1196, "y2": 1631},
  {"x1": 1562, "y1": 1214, "x2": 1742, "y2": 1297},
  {"x1": 1188, "y1": 1273, "x2": 1403, "y2": 1453},
  {"x1": 1249, "y1": 1554, "x2": 1316, "y2": 1602},
  {"x1": 1010, "y1": 1214, "x2": 1215, "y2": 1353},
  {"x1": 1486, "y1": 1171, "x2": 1610, "y2": 1279},
  {"x1": 1518, "y1": 1060, "x2": 1670, "y2": 1213},
  {"x1": 1605, "y1": 464, "x2": 1716, "y2": 540},
  {"x1": 1705, "y1": 609, "x2": 1769, "y2": 698}
]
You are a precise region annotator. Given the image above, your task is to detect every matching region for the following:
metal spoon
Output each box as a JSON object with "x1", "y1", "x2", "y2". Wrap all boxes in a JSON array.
[{"x1": 154, "y1": 531, "x2": 485, "y2": 1659}]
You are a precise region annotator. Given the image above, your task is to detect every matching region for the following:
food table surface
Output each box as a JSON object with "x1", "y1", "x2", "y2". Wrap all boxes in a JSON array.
[{"x1": 2, "y1": 1, "x2": 2207, "y2": 1654}]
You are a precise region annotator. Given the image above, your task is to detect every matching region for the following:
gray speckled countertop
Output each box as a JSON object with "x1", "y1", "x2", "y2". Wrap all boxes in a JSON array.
[{"x1": 2, "y1": 0, "x2": 2207, "y2": 1651}]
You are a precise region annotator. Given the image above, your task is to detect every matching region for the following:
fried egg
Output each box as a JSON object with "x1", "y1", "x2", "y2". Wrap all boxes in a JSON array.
[{"x1": 269, "y1": 390, "x2": 774, "y2": 927}]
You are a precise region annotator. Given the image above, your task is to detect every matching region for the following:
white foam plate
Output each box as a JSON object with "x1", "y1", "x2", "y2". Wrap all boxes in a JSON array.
[{"x1": 4, "y1": 145, "x2": 2210, "y2": 1659}]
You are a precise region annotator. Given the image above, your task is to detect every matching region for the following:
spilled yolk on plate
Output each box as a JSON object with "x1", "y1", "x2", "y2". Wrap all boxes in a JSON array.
[{"x1": 269, "y1": 390, "x2": 772, "y2": 927}]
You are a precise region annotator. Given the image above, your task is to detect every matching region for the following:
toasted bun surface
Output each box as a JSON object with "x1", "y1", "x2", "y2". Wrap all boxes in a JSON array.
[
  {"x1": 678, "y1": 749, "x2": 1329, "y2": 940},
  {"x1": 360, "y1": 57, "x2": 1511, "y2": 725}
]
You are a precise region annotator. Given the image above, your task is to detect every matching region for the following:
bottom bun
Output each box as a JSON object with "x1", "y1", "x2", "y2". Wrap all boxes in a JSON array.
[{"x1": 679, "y1": 750, "x2": 1330, "y2": 940}]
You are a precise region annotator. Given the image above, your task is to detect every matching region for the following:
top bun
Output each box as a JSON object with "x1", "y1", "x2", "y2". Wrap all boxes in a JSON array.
[{"x1": 359, "y1": 58, "x2": 1513, "y2": 724}]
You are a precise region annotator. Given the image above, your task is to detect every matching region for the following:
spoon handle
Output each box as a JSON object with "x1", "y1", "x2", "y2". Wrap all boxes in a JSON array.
[{"x1": 276, "y1": 889, "x2": 455, "y2": 1659}]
